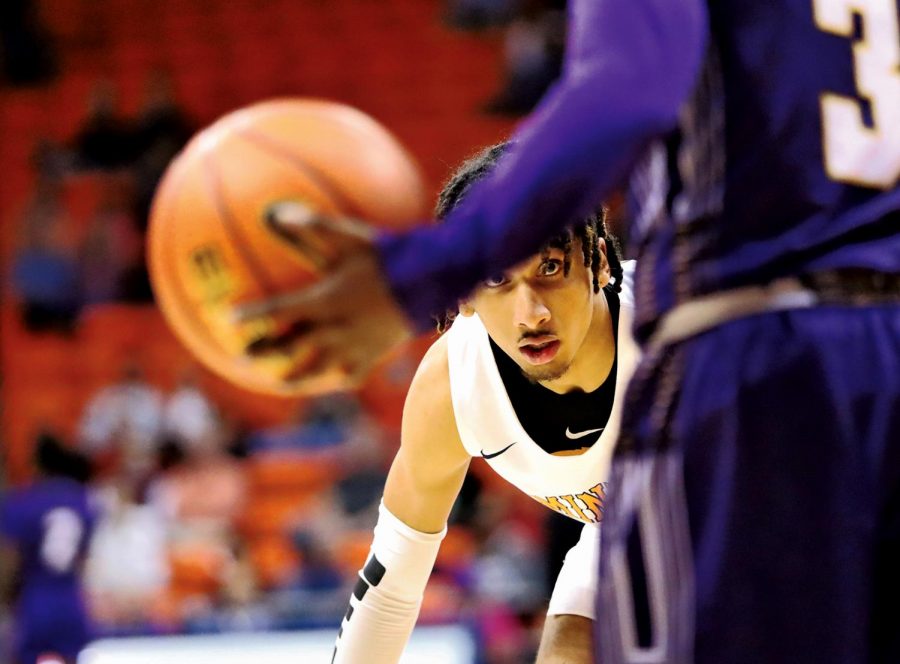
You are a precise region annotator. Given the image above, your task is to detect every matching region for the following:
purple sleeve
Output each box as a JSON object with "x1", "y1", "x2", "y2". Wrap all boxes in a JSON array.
[
  {"x1": 0, "y1": 492, "x2": 22, "y2": 542},
  {"x1": 376, "y1": 0, "x2": 708, "y2": 330}
]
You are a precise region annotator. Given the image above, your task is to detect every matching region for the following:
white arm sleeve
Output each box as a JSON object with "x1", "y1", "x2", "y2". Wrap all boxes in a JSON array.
[
  {"x1": 332, "y1": 501, "x2": 446, "y2": 664},
  {"x1": 547, "y1": 523, "x2": 600, "y2": 620}
]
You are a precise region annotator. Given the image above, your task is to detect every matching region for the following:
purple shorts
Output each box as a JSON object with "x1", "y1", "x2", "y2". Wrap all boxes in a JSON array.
[
  {"x1": 14, "y1": 590, "x2": 91, "y2": 664},
  {"x1": 596, "y1": 304, "x2": 900, "y2": 664}
]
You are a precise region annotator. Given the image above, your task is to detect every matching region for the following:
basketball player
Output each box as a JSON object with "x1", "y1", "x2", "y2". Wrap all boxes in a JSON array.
[
  {"x1": 238, "y1": 1, "x2": 900, "y2": 662},
  {"x1": 329, "y1": 142, "x2": 636, "y2": 664},
  {"x1": 0, "y1": 435, "x2": 95, "y2": 664}
]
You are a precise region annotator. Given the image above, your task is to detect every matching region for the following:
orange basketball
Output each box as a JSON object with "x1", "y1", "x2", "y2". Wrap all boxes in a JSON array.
[{"x1": 148, "y1": 99, "x2": 427, "y2": 397}]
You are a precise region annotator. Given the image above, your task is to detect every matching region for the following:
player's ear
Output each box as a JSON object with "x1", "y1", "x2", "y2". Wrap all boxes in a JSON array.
[
  {"x1": 459, "y1": 300, "x2": 475, "y2": 317},
  {"x1": 596, "y1": 237, "x2": 611, "y2": 289}
]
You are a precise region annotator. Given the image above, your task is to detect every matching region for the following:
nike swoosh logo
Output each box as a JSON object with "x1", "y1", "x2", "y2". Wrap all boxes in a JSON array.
[
  {"x1": 480, "y1": 442, "x2": 517, "y2": 460},
  {"x1": 565, "y1": 427, "x2": 604, "y2": 440}
]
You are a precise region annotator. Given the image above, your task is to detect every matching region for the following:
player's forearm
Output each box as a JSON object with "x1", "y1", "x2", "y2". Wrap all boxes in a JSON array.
[
  {"x1": 331, "y1": 502, "x2": 446, "y2": 664},
  {"x1": 376, "y1": 0, "x2": 708, "y2": 329}
]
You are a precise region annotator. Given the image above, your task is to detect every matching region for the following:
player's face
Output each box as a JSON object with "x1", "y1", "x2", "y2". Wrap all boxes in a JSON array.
[{"x1": 464, "y1": 240, "x2": 596, "y2": 383}]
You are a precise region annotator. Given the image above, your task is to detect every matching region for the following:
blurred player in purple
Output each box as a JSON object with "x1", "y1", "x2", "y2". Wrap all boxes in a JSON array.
[
  {"x1": 239, "y1": 0, "x2": 900, "y2": 662},
  {"x1": 1, "y1": 435, "x2": 96, "y2": 664}
]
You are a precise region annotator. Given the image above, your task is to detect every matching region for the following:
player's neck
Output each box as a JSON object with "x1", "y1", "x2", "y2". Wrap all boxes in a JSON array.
[{"x1": 538, "y1": 291, "x2": 616, "y2": 394}]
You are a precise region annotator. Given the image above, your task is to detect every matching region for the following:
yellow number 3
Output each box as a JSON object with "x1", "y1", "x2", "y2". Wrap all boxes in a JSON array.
[{"x1": 814, "y1": 0, "x2": 900, "y2": 188}]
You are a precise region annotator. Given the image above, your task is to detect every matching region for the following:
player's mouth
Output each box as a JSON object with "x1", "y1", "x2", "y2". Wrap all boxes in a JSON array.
[{"x1": 518, "y1": 336, "x2": 560, "y2": 365}]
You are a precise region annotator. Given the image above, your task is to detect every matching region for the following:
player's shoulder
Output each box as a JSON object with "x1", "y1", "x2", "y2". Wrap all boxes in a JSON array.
[
  {"x1": 404, "y1": 333, "x2": 453, "y2": 419},
  {"x1": 402, "y1": 332, "x2": 468, "y2": 458}
]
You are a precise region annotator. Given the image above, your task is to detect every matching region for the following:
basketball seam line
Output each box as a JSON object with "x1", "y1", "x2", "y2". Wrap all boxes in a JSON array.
[
  {"x1": 202, "y1": 150, "x2": 279, "y2": 295},
  {"x1": 234, "y1": 126, "x2": 366, "y2": 220}
]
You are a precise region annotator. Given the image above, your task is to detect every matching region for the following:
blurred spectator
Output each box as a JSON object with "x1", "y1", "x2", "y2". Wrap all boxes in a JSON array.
[
  {"x1": 248, "y1": 393, "x2": 368, "y2": 453},
  {"x1": 73, "y1": 81, "x2": 136, "y2": 171},
  {"x1": 290, "y1": 532, "x2": 343, "y2": 595},
  {"x1": 162, "y1": 369, "x2": 218, "y2": 453},
  {"x1": 84, "y1": 476, "x2": 170, "y2": 630},
  {"x1": 332, "y1": 409, "x2": 390, "y2": 525},
  {"x1": 444, "y1": 0, "x2": 516, "y2": 29},
  {"x1": 466, "y1": 495, "x2": 546, "y2": 664},
  {"x1": 267, "y1": 531, "x2": 346, "y2": 626},
  {"x1": 147, "y1": 436, "x2": 246, "y2": 529},
  {"x1": 131, "y1": 70, "x2": 194, "y2": 230},
  {"x1": 267, "y1": 398, "x2": 391, "y2": 621},
  {"x1": 0, "y1": 433, "x2": 95, "y2": 664},
  {"x1": 77, "y1": 360, "x2": 164, "y2": 475},
  {"x1": 133, "y1": 71, "x2": 193, "y2": 162},
  {"x1": 472, "y1": 604, "x2": 539, "y2": 664},
  {"x1": 31, "y1": 139, "x2": 73, "y2": 178},
  {"x1": 484, "y1": 0, "x2": 566, "y2": 115},
  {"x1": 471, "y1": 507, "x2": 546, "y2": 613},
  {"x1": 187, "y1": 538, "x2": 272, "y2": 633},
  {"x1": 11, "y1": 167, "x2": 82, "y2": 334},
  {"x1": 218, "y1": 539, "x2": 262, "y2": 609},
  {"x1": 117, "y1": 255, "x2": 155, "y2": 303},
  {"x1": 0, "y1": 0, "x2": 56, "y2": 86},
  {"x1": 142, "y1": 437, "x2": 249, "y2": 631},
  {"x1": 287, "y1": 395, "x2": 391, "y2": 559},
  {"x1": 221, "y1": 416, "x2": 252, "y2": 460},
  {"x1": 79, "y1": 197, "x2": 143, "y2": 305}
]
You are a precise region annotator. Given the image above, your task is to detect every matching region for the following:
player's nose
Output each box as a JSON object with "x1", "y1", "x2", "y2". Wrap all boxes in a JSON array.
[{"x1": 513, "y1": 284, "x2": 551, "y2": 329}]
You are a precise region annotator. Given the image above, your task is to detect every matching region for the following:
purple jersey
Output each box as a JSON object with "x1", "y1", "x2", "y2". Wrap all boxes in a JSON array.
[
  {"x1": 1, "y1": 478, "x2": 95, "y2": 662},
  {"x1": 628, "y1": 0, "x2": 900, "y2": 340},
  {"x1": 376, "y1": 0, "x2": 900, "y2": 341}
]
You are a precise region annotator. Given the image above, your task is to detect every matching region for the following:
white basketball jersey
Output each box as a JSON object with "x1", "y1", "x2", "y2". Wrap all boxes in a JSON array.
[{"x1": 446, "y1": 261, "x2": 639, "y2": 525}]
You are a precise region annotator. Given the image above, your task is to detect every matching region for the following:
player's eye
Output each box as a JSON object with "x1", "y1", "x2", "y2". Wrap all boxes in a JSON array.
[
  {"x1": 538, "y1": 259, "x2": 562, "y2": 277},
  {"x1": 484, "y1": 274, "x2": 509, "y2": 288},
  {"x1": 484, "y1": 273, "x2": 509, "y2": 288}
]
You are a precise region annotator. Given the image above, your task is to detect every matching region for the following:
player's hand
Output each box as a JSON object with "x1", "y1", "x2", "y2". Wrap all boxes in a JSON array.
[{"x1": 232, "y1": 203, "x2": 414, "y2": 392}]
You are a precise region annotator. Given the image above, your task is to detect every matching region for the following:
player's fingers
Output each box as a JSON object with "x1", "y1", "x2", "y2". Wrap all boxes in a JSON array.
[
  {"x1": 244, "y1": 319, "x2": 315, "y2": 356},
  {"x1": 284, "y1": 371, "x2": 351, "y2": 396},
  {"x1": 282, "y1": 345, "x2": 358, "y2": 393},
  {"x1": 265, "y1": 201, "x2": 338, "y2": 271},
  {"x1": 270, "y1": 202, "x2": 375, "y2": 244},
  {"x1": 265, "y1": 202, "x2": 374, "y2": 268},
  {"x1": 339, "y1": 358, "x2": 374, "y2": 391},
  {"x1": 283, "y1": 344, "x2": 333, "y2": 383},
  {"x1": 245, "y1": 320, "x2": 348, "y2": 361},
  {"x1": 232, "y1": 275, "x2": 336, "y2": 323},
  {"x1": 284, "y1": 326, "x2": 375, "y2": 386},
  {"x1": 333, "y1": 339, "x2": 381, "y2": 389}
]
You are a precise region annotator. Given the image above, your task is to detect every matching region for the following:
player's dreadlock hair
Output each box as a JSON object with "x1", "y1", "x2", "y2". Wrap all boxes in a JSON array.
[{"x1": 434, "y1": 141, "x2": 624, "y2": 332}]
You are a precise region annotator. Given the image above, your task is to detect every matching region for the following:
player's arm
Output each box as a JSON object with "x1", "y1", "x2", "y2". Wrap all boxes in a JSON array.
[
  {"x1": 378, "y1": 0, "x2": 709, "y2": 328},
  {"x1": 230, "y1": 1, "x2": 707, "y2": 388},
  {"x1": 332, "y1": 335, "x2": 471, "y2": 664}
]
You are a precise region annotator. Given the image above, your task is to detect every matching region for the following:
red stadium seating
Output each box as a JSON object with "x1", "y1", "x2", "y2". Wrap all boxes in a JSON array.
[{"x1": 2, "y1": 0, "x2": 514, "y2": 484}]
